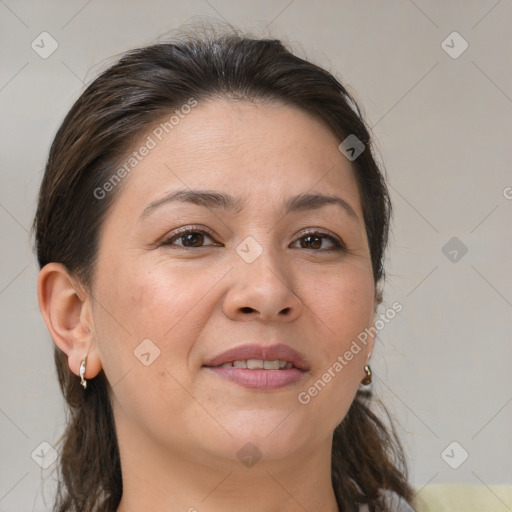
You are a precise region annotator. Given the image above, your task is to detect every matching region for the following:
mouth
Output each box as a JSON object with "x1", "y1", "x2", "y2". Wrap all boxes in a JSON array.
[
  {"x1": 206, "y1": 359, "x2": 297, "y2": 370},
  {"x1": 202, "y1": 344, "x2": 309, "y2": 391}
]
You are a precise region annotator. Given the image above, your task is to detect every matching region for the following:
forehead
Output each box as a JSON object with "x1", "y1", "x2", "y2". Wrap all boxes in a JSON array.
[{"x1": 110, "y1": 98, "x2": 363, "y2": 221}]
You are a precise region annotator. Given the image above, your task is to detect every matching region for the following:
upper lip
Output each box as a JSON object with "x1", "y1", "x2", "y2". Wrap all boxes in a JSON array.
[{"x1": 203, "y1": 344, "x2": 310, "y2": 371}]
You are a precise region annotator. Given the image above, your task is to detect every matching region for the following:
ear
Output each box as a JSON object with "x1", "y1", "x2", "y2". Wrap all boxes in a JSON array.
[
  {"x1": 37, "y1": 262, "x2": 102, "y2": 381},
  {"x1": 374, "y1": 287, "x2": 383, "y2": 311},
  {"x1": 365, "y1": 320, "x2": 376, "y2": 365},
  {"x1": 364, "y1": 288, "x2": 381, "y2": 364}
]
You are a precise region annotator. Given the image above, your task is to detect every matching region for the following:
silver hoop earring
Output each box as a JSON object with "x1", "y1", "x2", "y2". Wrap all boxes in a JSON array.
[{"x1": 79, "y1": 356, "x2": 88, "y2": 389}]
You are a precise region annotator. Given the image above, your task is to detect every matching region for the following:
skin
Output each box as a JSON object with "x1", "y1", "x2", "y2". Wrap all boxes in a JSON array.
[{"x1": 38, "y1": 98, "x2": 377, "y2": 512}]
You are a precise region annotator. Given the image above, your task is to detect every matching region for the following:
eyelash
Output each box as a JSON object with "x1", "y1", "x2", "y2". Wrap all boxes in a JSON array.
[{"x1": 160, "y1": 225, "x2": 346, "y2": 252}]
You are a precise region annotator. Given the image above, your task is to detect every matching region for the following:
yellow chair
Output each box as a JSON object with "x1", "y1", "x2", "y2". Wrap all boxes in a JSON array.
[{"x1": 411, "y1": 484, "x2": 512, "y2": 512}]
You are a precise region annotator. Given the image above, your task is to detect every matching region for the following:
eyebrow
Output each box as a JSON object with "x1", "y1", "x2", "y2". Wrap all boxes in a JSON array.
[{"x1": 139, "y1": 189, "x2": 360, "y2": 223}]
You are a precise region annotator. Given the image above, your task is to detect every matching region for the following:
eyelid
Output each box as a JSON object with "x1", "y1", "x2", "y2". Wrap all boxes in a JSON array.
[
  {"x1": 170, "y1": 224, "x2": 216, "y2": 237},
  {"x1": 292, "y1": 229, "x2": 346, "y2": 251},
  {"x1": 295, "y1": 228, "x2": 344, "y2": 245},
  {"x1": 160, "y1": 225, "x2": 218, "y2": 245}
]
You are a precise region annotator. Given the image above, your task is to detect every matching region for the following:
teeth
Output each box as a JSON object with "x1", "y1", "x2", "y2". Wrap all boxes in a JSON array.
[{"x1": 218, "y1": 359, "x2": 294, "y2": 369}]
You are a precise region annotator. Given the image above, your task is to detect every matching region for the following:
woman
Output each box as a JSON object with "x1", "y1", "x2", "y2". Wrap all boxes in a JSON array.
[{"x1": 33, "y1": 24, "x2": 417, "y2": 512}]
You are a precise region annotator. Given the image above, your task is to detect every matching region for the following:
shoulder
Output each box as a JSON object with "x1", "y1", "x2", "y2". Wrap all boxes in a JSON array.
[{"x1": 358, "y1": 489, "x2": 417, "y2": 512}]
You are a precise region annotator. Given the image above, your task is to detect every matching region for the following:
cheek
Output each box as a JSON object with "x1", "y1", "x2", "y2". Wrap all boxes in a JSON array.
[
  {"x1": 305, "y1": 266, "x2": 375, "y2": 349},
  {"x1": 98, "y1": 258, "x2": 201, "y2": 334},
  {"x1": 126, "y1": 269, "x2": 200, "y2": 339},
  {"x1": 91, "y1": 261, "x2": 206, "y2": 414},
  {"x1": 297, "y1": 266, "x2": 374, "y2": 415},
  {"x1": 93, "y1": 259, "x2": 223, "y2": 376}
]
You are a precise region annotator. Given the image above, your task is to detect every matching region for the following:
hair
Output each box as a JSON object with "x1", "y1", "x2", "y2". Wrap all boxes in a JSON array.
[{"x1": 32, "y1": 22, "x2": 415, "y2": 512}]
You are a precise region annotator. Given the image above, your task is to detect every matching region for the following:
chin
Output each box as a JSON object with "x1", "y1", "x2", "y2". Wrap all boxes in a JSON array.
[{"x1": 208, "y1": 416, "x2": 308, "y2": 456}]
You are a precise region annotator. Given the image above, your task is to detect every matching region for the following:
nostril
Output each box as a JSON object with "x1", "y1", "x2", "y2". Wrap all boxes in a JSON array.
[{"x1": 240, "y1": 307, "x2": 254, "y2": 313}]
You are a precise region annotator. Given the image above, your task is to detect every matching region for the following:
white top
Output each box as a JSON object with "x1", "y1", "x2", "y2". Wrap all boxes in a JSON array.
[{"x1": 358, "y1": 489, "x2": 417, "y2": 512}]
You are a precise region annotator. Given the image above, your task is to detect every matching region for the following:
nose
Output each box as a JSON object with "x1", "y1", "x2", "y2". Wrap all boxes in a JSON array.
[{"x1": 222, "y1": 244, "x2": 303, "y2": 323}]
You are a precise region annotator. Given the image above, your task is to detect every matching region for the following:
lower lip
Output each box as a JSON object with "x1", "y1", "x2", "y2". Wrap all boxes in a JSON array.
[{"x1": 204, "y1": 367, "x2": 306, "y2": 390}]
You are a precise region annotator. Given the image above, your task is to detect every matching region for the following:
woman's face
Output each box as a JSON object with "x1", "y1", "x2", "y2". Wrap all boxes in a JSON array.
[{"x1": 89, "y1": 98, "x2": 377, "y2": 470}]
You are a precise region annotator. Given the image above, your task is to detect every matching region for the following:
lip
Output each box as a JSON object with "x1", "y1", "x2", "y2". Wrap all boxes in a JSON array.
[
  {"x1": 202, "y1": 343, "x2": 310, "y2": 391},
  {"x1": 205, "y1": 366, "x2": 306, "y2": 390}
]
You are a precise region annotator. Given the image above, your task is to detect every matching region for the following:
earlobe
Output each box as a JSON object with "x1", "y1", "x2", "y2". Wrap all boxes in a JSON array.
[
  {"x1": 374, "y1": 288, "x2": 383, "y2": 311},
  {"x1": 366, "y1": 334, "x2": 376, "y2": 365},
  {"x1": 37, "y1": 262, "x2": 102, "y2": 380}
]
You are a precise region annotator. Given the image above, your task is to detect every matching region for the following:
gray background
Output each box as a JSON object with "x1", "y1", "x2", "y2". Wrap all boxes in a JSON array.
[{"x1": 1, "y1": 0, "x2": 511, "y2": 510}]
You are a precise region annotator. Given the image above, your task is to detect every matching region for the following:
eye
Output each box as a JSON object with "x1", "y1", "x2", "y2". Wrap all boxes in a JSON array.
[
  {"x1": 160, "y1": 226, "x2": 219, "y2": 248},
  {"x1": 292, "y1": 230, "x2": 345, "y2": 252},
  {"x1": 159, "y1": 226, "x2": 345, "y2": 252}
]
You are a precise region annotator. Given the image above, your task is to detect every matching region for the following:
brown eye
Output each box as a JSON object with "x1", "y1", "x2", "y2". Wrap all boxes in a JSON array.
[
  {"x1": 177, "y1": 231, "x2": 206, "y2": 247},
  {"x1": 160, "y1": 227, "x2": 344, "y2": 252},
  {"x1": 300, "y1": 234, "x2": 323, "y2": 250},
  {"x1": 161, "y1": 227, "x2": 218, "y2": 248},
  {"x1": 293, "y1": 231, "x2": 344, "y2": 252}
]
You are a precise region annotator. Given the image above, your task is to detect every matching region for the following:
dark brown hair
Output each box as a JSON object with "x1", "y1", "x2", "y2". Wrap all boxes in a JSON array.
[{"x1": 33, "y1": 23, "x2": 415, "y2": 512}]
